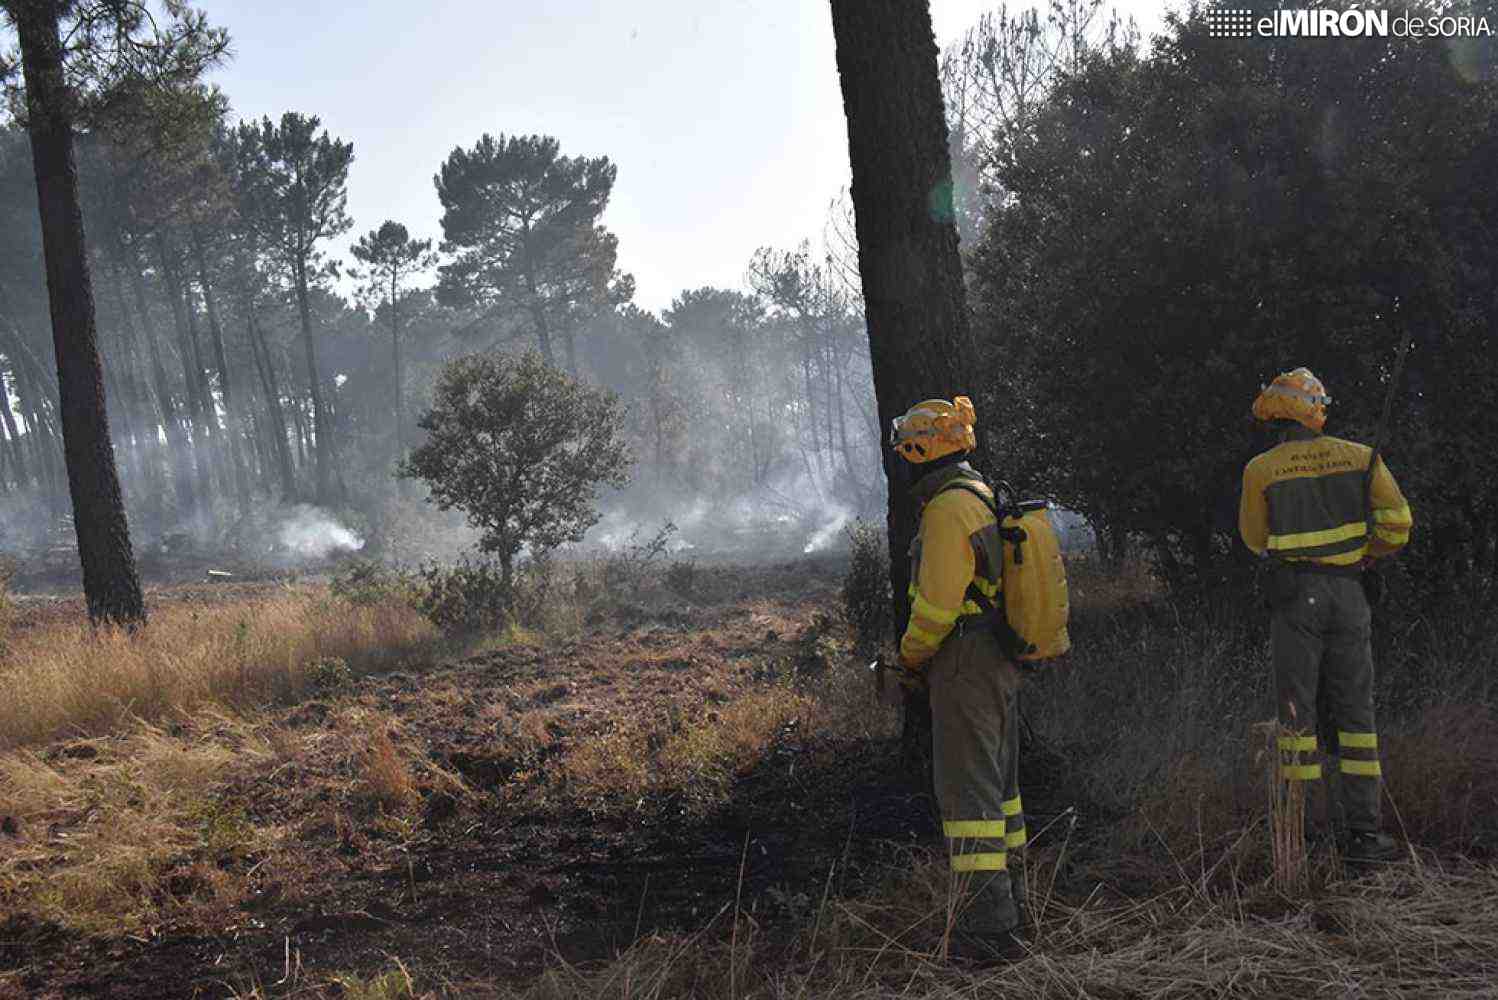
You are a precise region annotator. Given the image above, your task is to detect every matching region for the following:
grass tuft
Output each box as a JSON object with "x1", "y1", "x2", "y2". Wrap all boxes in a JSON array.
[{"x1": 0, "y1": 588, "x2": 438, "y2": 750}]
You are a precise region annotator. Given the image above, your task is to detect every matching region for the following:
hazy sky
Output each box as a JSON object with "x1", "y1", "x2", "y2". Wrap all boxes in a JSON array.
[{"x1": 207, "y1": 0, "x2": 1173, "y2": 312}]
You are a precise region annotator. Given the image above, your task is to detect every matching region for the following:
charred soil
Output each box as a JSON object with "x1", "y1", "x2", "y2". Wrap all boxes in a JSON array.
[{"x1": 5, "y1": 558, "x2": 1042, "y2": 998}]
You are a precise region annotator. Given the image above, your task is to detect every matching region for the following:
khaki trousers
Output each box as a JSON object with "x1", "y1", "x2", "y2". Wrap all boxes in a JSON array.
[{"x1": 927, "y1": 625, "x2": 1025, "y2": 934}]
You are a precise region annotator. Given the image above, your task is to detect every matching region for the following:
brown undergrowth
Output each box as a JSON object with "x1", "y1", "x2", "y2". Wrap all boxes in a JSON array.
[
  {"x1": 3, "y1": 555, "x2": 1497, "y2": 998},
  {"x1": 0, "y1": 587, "x2": 439, "y2": 749}
]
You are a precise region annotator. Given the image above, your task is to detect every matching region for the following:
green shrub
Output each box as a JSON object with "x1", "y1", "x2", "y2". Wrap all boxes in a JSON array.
[
  {"x1": 600, "y1": 521, "x2": 677, "y2": 596},
  {"x1": 840, "y1": 520, "x2": 891, "y2": 656},
  {"x1": 329, "y1": 559, "x2": 419, "y2": 607},
  {"x1": 665, "y1": 559, "x2": 697, "y2": 599},
  {"x1": 308, "y1": 656, "x2": 354, "y2": 694},
  {"x1": 416, "y1": 556, "x2": 512, "y2": 633}
]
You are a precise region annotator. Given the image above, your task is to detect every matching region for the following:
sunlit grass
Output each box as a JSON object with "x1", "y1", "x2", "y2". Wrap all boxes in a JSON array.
[{"x1": 0, "y1": 588, "x2": 439, "y2": 750}]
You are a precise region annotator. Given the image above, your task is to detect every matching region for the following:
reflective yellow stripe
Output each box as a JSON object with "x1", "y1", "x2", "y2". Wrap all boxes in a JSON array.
[
  {"x1": 1005, "y1": 827, "x2": 1028, "y2": 848},
  {"x1": 1281, "y1": 763, "x2": 1323, "y2": 781},
  {"x1": 1278, "y1": 735, "x2": 1318, "y2": 753},
  {"x1": 1373, "y1": 505, "x2": 1412, "y2": 527},
  {"x1": 1375, "y1": 527, "x2": 1410, "y2": 544},
  {"x1": 904, "y1": 623, "x2": 943, "y2": 649},
  {"x1": 1267, "y1": 521, "x2": 1367, "y2": 552},
  {"x1": 1294, "y1": 550, "x2": 1366, "y2": 566},
  {"x1": 1340, "y1": 759, "x2": 1382, "y2": 777},
  {"x1": 959, "y1": 601, "x2": 984, "y2": 617},
  {"x1": 1338, "y1": 731, "x2": 1378, "y2": 750},
  {"x1": 1001, "y1": 796, "x2": 1023, "y2": 817},
  {"x1": 944, "y1": 819, "x2": 1005, "y2": 838},
  {"x1": 973, "y1": 576, "x2": 999, "y2": 598},
  {"x1": 951, "y1": 851, "x2": 1007, "y2": 872},
  {"x1": 912, "y1": 592, "x2": 959, "y2": 626}
]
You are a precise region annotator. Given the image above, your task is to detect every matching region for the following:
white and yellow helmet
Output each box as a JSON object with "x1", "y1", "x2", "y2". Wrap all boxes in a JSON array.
[
  {"x1": 1252, "y1": 367, "x2": 1331, "y2": 432},
  {"x1": 890, "y1": 396, "x2": 978, "y2": 464}
]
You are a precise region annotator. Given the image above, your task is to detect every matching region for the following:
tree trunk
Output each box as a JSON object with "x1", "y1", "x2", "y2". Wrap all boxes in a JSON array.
[
  {"x1": 155, "y1": 232, "x2": 216, "y2": 527},
  {"x1": 191, "y1": 229, "x2": 252, "y2": 517},
  {"x1": 126, "y1": 258, "x2": 197, "y2": 521},
  {"x1": 180, "y1": 265, "x2": 231, "y2": 498},
  {"x1": 525, "y1": 273, "x2": 556, "y2": 365},
  {"x1": 389, "y1": 271, "x2": 406, "y2": 495},
  {"x1": 107, "y1": 259, "x2": 168, "y2": 527},
  {"x1": 0, "y1": 368, "x2": 28, "y2": 487},
  {"x1": 290, "y1": 395, "x2": 309, "y2": 470},
  {"x1": 13, "y1": 0, "x2": 145, "y2": 626},
  {"x1": 293, "y1": 260, "x2": 337, "y2": 505},
  {"x1": 828, "y1": 0, "x2": 975, "y2": 761},
  {"x1": 246, "y1": 308, "x2": 298, "y2": 500}
]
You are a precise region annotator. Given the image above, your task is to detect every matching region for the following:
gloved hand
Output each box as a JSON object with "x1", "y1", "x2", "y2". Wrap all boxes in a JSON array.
[
  {"x1": 872, "y1": 656, "x2": 927, "y2": 706},
  {"x1": 896, "y1": 654, "x2": 929, "y2": 692}
]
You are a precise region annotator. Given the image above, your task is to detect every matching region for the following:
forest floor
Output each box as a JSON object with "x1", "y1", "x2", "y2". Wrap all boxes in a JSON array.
[{"x1": 3, "y1": 556, "x2": 1497, "y2": 999}]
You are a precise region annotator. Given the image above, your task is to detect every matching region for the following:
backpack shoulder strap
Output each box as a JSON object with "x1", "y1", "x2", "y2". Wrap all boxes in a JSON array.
[{"x1": 934, "y1": 480, "x2": 1000, "y2": 517}]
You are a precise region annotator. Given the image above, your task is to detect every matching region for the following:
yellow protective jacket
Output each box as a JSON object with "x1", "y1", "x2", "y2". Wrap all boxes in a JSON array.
[
  {"x1": 1238, "y1": 432, "x2": 1413, "y2": 565},
  {"x1": 900, "y1": 465, "x2": 1005, "y2": 668}
]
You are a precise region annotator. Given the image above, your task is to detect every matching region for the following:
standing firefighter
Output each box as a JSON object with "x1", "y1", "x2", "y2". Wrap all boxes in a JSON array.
[
  {"x1": 890, "y1": 396, "x2": 1027, "y2": 961},
  {"x1": 1239, "y1": 368, "x2": 1413, "y2": 862}
]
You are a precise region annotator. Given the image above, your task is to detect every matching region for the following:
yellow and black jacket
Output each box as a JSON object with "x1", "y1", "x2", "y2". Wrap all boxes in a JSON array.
[
  {"x1": 900, "y1": 463, "x2": 1006, "y2": 668},
  {"x1": 1239, "y1": 432, "x2": 1413, "y2": 565}
]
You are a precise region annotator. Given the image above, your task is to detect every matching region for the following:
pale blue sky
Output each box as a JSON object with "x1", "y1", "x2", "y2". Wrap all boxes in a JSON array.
[{"x1": 206, "y1": 0, "x2": 1171, "y2": 312}]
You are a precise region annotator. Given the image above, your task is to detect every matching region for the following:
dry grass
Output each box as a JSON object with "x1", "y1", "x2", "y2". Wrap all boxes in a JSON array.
[
  {"x1": 0, "y1": 711, "x2": 280, "y2": 934},
  {"x1": 6, "y1": 552, "x2": 1496, "y2": 995},
  {"x1": 495, "y1": 851, "x2": 1498, "y2": 1000},
  {"x1": 558, "y1": 686, "x2": 821, "y2": 810},
  {"x1": 0, "y1": 587, "x2": 438, "y2": 749}
]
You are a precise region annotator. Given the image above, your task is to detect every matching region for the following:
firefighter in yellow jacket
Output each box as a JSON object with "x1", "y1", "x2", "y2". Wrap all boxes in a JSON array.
[
  {"x1": 890, "y1": 396, "x2": 1026, "y2": 960},
  {"x1": 1239, "y1": 368, "x2": 1413, "y2": 862}
]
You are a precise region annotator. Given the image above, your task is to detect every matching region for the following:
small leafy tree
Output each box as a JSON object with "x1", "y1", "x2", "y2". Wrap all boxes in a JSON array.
[{"x1": 401, "y1": 351, "x2": 632, "y2": 591}]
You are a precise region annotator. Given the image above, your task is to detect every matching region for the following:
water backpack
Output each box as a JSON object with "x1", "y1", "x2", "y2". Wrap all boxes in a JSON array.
[{"x1": 937, "y1": 481, "x2": 1072, "y2": 663}]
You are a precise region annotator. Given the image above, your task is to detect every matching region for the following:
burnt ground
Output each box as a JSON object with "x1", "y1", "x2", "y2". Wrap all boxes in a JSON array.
[{"x1": 0, "y1": 560, "x2": 1078, "y2": 999}]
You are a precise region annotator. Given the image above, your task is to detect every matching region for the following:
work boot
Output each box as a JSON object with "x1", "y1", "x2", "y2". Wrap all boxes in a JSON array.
[
  {"x1": 945, "y1": 871, "x2": 1025, "y2": 965},
  {"x1": 1343, "y1": 830, "x2": 1401, "y2": 863},
  {"x1": 947, "y1": 927, "x2": 1028, "y2": 966}
]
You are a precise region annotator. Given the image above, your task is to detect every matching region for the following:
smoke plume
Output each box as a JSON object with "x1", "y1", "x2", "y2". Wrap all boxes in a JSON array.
[{"x1": 275, "y1": 505, "x2": 365, "y2": 559}]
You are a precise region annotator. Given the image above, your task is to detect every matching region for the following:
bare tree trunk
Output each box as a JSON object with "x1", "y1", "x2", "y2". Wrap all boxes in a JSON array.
[
  {"x1": 155, "y1": 232, "x2": 216, "y2": 527},
  {"x1": 246, "y1": 308, "x2": 298, "y2": 500},
  {"x1": 829, "y1": 0, "x2": 975, "y2": 760},
  {"x1": 388, "y1": 275, "x2": 410, "y2": 497},
  {"x1": 107, "y1": 259, "x2": 168, "y2": 527},
  {"x1": 12, "y1": 0, "x2": 145, "y2": 626},
  {"x1": 0, "y1": 368, "x2": 27, "y2": 487},
  {"x1": 191, "y1": 230, "x2": 252, "y2": 517},
  {"x1": 180, "y1": 269, "x2": 231, "y2": 497},
  {"x1": 126, "y1": 259, "x2": 197, "y2": 521},
  {"x1": 290, "y1": 394, "x2": 309, "y2": 470},
  {"x1": 292, "y1": 260, "x2": 337, "y2": 505}
]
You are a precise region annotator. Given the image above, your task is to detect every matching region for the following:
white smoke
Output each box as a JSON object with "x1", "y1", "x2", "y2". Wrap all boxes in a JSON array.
[
  {"x1": 803, "y1": 509, "x2": 852, "y2": 554},
  {"x1": 275, "y1": 505, "x2": 365, "y2": 559}
]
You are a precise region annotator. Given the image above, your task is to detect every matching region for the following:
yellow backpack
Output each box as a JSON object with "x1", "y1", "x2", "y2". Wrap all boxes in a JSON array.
[{"x1": 939, "y1": 483, "x2": 1072, "y2": 663}]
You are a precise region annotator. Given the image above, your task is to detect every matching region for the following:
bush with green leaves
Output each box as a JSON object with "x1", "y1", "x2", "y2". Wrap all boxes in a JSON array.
[
  {"x1": 600, "y1": 520, "x2": 677, "y2": 596},
  {"x1": 307, "y1": 656, "x2": 354, "y2": 695},
  {"x1": 400, "y1": 351, "x2": 632, "y2": 591},
  {"x1": 841, "y1": 520, "x2": 891, "y2": 657},
  {"x1": 968, "y1": 7, "x2": 1498, "y2": 588},
  {"x1": 415, "y1": 557, "x2": 512, "y2": 634},
  {"x1": 665, "y1": 559, "x2": 697, "y2": 599},
  {"x1": 329, "y1": 559, "x2": 419, "y2": 607}
]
